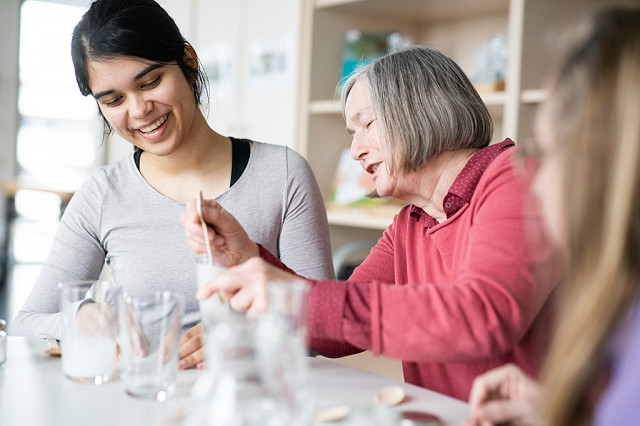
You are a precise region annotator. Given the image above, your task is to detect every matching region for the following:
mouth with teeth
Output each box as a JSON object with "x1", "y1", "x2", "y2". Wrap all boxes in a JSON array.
[
  {"x1": 367, "y1": 162, "x2": 381, "y2": 175},
  {"x1": 138, "y1": 114, "x2": 168, "y2": 134}
]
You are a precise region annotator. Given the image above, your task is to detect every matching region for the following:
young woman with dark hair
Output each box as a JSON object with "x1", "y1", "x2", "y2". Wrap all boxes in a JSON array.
[{"x1": 11, "y1": 0, "x2": 334, "y2": 371}]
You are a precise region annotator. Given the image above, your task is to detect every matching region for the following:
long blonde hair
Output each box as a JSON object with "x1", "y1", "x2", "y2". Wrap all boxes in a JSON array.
[{"x1": 542, "y1": 7, "x2": 640, "y2": 425}]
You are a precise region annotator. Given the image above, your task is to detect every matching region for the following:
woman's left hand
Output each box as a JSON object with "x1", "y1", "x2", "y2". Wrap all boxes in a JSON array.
[
  {"x1": 178, "y1": 323, "x2": 205, "y2": 370},
  {"x1": 464, "y1": 363, "x2": 543, "y2": 426}
]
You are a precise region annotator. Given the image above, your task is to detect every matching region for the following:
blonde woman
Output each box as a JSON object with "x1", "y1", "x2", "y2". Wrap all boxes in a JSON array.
[{"x1": 467, "y1": 7, "x2": 640, "y2": 425}]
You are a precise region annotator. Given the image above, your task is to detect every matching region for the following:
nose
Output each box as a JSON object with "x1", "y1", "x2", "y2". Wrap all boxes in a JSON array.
[
  {"x1": 129, "y1": 93, "x2": 152, "y2": 119},
  {"x1": 350, "y1": 131, "x2": 368, "y2": 162}
]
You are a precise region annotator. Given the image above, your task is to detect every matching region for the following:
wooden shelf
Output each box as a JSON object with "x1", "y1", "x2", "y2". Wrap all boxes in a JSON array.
[
  {"x1": 314, "y1": 0, "x2": 508, "y2": 22},
  {"x1": 326, "y1": 204, "x2": 404, "y2": 230},
  {"x1": 309, "y1": 100, "x2": 342, "y2": 114},
  {"x1": 315, "y1": 0, "x2": 365, "y2": 9},
  {"x1": 481, "y1": 91, "x2": 507, "y2": 106},
  {"x1": 520, "y1": 89, "x2": 547, "y2": 104},
  {"x1": 1, "y1": 179, "x2": 75, "y2": 203},
  {"x1": 310, "y1": 92, "x2": 505, "y2": 116}
]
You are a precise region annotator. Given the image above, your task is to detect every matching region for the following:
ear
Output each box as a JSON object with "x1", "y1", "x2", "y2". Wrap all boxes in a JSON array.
[{"x1": 183, "y1": 46, "x2": 199, "y2": 76}]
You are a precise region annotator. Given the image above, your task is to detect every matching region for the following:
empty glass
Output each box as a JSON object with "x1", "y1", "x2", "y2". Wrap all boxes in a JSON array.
[{"x1": 118, "y1": 291, "x2": 184, "y2": 401}]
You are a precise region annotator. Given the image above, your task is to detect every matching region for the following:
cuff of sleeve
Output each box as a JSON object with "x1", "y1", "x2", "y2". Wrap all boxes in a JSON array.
[
  {"x1": 258, "y1": 243, "x2": 280, "y2": 265},
  {"x1": 257, "y1": 244, "x2": 299, "y2": 276},
  {"x1": 309, "y1": 280, "x2": 347, "y2": 341}
]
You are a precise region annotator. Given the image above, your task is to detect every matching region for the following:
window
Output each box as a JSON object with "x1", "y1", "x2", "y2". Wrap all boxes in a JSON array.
[{"x1": 6, "y1": 0, "x2": 101, "y2": 320}]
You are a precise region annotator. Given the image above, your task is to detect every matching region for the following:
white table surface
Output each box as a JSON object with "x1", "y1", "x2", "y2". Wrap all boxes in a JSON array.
[{"x1": 0, "y1": 337, "x2": 468, "y2": 425}]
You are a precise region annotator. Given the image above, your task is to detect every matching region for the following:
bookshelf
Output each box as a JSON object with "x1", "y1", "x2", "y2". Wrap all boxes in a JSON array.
[{"x1": 296, "y1": 0, "x2": 627, "y2": 239}]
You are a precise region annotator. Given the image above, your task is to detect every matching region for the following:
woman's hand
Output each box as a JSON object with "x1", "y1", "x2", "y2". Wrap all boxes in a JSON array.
[
  {"x1": 197, "y1": 257, "x2": 302, "y2": 317},
  {"x1": 465, "y1": 364, "x2": 544, "y2": 426},
  {"x1": 77, "y1": 301, "x2": 114, "y2": 337},
  {"x1": 178, "y1": 323, "x2": 205, "y2": 370},
  {"x1": 181, "y1": 198, "x2": 260, "y2": 267}
]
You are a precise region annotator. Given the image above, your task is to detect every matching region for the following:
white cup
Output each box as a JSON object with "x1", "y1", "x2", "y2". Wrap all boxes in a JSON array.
[
  {"x1": 58, "y1": 280, "x2": 120, "y2": 384},
  {"x1": 118, "y1": 291, "x2": 184, "y2": 401}
]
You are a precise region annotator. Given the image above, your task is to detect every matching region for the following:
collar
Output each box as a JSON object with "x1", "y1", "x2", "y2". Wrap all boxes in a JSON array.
[{"x1": 409, "y1": 138, "x2": 515, "y2": 224}]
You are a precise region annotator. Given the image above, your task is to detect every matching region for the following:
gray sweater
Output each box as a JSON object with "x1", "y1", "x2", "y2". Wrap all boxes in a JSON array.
[{"x1": 11, "y1": 141, "x2": 334, "y2": 338}]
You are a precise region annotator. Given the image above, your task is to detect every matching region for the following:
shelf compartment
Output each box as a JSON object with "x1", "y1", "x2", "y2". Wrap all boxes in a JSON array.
[
  {"x1": 314, "y1": 0, "x2": 509, "y2": 22},
  {"x1": 310, "y1": 100, "x2": 342, "y2": 114},
  {"x1": 520, "y1": 89, "x2": 547, "y2": 104},
  {"x1": 326, "y1": 204, "x2": 405, "y2": 230}
]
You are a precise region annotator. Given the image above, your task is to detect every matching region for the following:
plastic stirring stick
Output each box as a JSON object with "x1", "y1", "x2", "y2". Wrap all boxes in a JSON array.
[{"x1": 197, "y1": 191, "x2": 225, "y2": 303}]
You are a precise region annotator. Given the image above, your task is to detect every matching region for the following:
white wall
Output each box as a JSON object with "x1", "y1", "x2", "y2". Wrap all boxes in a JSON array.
[{"x1": 107, "y1": 0, "x2": 303, "y2": 163}]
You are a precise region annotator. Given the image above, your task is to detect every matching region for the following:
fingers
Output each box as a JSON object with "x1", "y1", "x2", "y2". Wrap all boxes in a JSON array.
[
  {"x1": 230, "y1": 283, "x2": 268, "y2": 315},
  {"x1": 197, "y1": 258, "x2": 294, "y2": 316},
  {"x1": 179, "y1": 323, "x2": 204, "y2": 370},
  {"x1": 467, "y1": 364, "x2": 543, "y2": 426},
  {"x1": 181, "y1": 209, "x2": 212, "y2": 254},
  {"x1": 200, "y1": 199, "x2": 238, "y2": 233},
  {"x1": 179, "y1": 347, "x2": 205, "y2": 370},
  {"x1": 468, "y1": 363, "x2": 521, "y2": 410},
  {"x1": 474, "y1": 399, "x2": 531, "y2": 425}
]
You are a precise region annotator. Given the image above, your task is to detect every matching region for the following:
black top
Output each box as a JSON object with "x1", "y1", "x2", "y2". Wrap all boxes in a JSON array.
[{"x1": 133, "y1": 137, "x2": 251, "y2": 187}]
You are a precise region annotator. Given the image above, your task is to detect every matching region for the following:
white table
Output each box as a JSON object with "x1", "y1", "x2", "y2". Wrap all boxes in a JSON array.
[{"x1": 0, "y1": 337, "x2": 468, "y2": 425}]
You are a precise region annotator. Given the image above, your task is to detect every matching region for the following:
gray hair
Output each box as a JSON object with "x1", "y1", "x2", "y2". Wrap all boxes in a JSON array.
[{"x1": 340, "y1": 45, "x2": 493, "y2": 176}]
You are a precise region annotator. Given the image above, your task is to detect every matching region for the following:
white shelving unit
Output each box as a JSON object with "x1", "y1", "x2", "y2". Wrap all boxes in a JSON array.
[{"x1": 296, "y1": 0, "x2": 625, "y2": 237}]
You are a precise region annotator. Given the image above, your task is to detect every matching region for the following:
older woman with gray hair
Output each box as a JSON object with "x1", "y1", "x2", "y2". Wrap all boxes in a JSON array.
[{"x1": 182, "y1": 46, "x2": 557, "y2": 401}]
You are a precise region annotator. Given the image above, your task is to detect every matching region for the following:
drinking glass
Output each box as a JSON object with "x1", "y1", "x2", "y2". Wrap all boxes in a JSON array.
[
  {"x1": 263, "y1": 280, "x2": 314, "y2": 423},
  {"x1": 185, "y1": 319, "x2": 293, "y2": 426},
  {"x1": 118, "y1": 291, "x2": 184, "y2": 401},
  {"x1": 194, "y1": 253, "x2": 234, "y2": 329},
  {"x1": 0, "y1": 330, "x2": 6, "y2": 365},
  {"x1": 58, "y1": 280, "x2": 121, "y2": 384},
  {"x1": 0, "y1": 318, "x2": 5, "y2": 365}
]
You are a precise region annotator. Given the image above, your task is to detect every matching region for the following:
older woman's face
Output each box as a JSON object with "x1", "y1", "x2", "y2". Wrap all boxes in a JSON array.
[
  {"x1": 345, "y1": 79, "x2": 398, "y2": 198},
  {"x1": 533, "y1": 100, "x2": 565, "y2": 247}
]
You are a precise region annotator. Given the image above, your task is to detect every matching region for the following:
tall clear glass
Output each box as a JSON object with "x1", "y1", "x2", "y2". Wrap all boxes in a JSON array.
[
  {"x1": 118, "y1": 291, "x2": 184, "y2": 401},
  {"x1": 58, "y1": 280, "x2": 120, "y2": 384}
]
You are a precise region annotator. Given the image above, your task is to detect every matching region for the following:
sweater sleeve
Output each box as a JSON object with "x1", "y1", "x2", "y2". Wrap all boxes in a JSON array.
[
  {"x1": 594, "y1": 303, "x2": 640, "y2": 425},
  {"x1": 9, "y1": 173, "x2": 107, "y2": 339},
  {"x1": 277, "y1": 148, "x2": 334, "y2": 281},
  {"x1": 304, "y1": 155, "x2": 556, "y2": 363}
]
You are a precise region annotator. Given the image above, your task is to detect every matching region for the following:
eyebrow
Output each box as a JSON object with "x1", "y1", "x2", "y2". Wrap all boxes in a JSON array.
[
  {"x1": 345, "y1": 109, "x2": 370, "y2": 135},
  {"x1": 93, "y1": 63, "x2": 166, "y2": 100}
]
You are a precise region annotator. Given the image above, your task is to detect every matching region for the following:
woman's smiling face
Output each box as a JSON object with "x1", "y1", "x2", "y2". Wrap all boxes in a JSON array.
[{"x1": 88, "y1": 55, "x2": 198, "y2": 157}]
